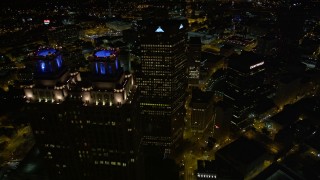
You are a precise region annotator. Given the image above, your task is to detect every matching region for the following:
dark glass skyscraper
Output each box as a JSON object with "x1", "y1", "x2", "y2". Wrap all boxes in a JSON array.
[
  {"x1": 137, "y1": 19, "x2": 188, "y2": 155},
  {"x1": 22, "y1": 48, "x2": 139, "y2": 180},
  {"x1": 224, "y1": 52, "x2": 266, "y2": 130},
  {"x1": 187, "y1": 37, "x2": 201, "y2": 86}
]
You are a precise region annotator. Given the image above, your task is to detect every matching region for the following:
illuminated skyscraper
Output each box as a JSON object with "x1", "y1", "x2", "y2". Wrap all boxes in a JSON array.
[
  {"x1": 22, "y1": 48, "x2": 139, "y2": 180},
  {"x1": 137, "y1": 18, "x2": 188, "y2": 155}
]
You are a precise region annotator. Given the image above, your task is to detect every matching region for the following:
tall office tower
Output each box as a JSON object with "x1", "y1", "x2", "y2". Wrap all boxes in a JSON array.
[
  {"x1": 22, "y1": 48, "x2": 139, "y2": 180},
  {"x1": 187, "y1": 37, "x2": 201, "y2": 87},
  {"x1": 190, "y1": 88, "x2": 215, "y2": 133},
  {"x1": 224, "y1": 52, "x2": 265, "y2": 130},
  {"x1": 137, "y1": 18, "x2": 188, "y2": 155}
]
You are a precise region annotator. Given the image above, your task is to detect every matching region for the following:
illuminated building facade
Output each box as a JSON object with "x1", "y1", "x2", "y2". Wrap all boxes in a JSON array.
[
  {"x1": 23, "y1": 48, "x2": 70, "y2": 103},
  {"x1": 137, "y1": 19, "x2": 188, "y2": 155},
  {"x1": 224, "y1": 52, "x2": 266, "y2": 130},
  {"x1": 22, "y1": 48, "x2": 139, "y2": 180},
  {"x1": 187, "y1": 37, "x2": 201, "y2": 87}
]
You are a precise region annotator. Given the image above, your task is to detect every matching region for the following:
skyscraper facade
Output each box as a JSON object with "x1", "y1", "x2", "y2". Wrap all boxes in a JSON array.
[
  {"x1": 21, "y1": 48, "x2": 139, "y2": 180},
  {"x1": 190, "y1": 88, "x2": 215, "y2": 133},
  {"x1": 137, "y1": 19, "x2": 188, "y2": 155},
  {"x1": 224, "y1": 52, "x2": 266, "y2": 130},
  {"x1": 187, "y1": 37, "x2": 201, "y2": 87}
]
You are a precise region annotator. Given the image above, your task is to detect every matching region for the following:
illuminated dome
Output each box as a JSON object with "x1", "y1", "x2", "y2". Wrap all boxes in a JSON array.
[
  {"x1": 94, "y1": 50, "x2": 114, "y2": 58},
  {"x1": 37, "y1": 48, "x2": 57, "y2": 56},
  {"x1": 34, "y1": 48, "x2": 63, "y2": 74},
  {"x1": 91, "y1": 49, "x2": 120, "y2": 76}
]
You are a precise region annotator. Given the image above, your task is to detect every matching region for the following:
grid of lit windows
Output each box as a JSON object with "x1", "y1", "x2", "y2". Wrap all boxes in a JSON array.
[{"x1": 137, "y1": 20, "x2": 187, "y2": 153}]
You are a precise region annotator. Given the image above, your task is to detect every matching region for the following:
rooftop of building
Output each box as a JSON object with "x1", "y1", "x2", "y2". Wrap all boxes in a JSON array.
[
  {"x1": 94, "y1": 50, "x2": 112, "y2": 58},
  {"x1": 293, "y1": 119, "x2": 317, "y2": 139},
  {"x1": 302, "y1": 160, "x2": 320, "y2": 179},
  {"x1": 253, "y1": 98, "x2": 275, "y2": 115},
  {"x1": 189, "y1": 37, "x2": 201, "y2": 45},
  {"x1": 93, "y1": 49, "x2": 118, "y2": 59},
  {"x1": 279, "y1": 143, "x2": 320, "y2": 180},
  {"x1": 190, "y1": 88, "x2": 213, "y2": 104},
  {"x1": 272, "y1": 97, "x2": 320, "y2": 128},
  {"x1": 36, "y1": 48, "x2": 57, "y2": 57},
  {"x1": 197, "y1": 160, "x2": 216, "y2": 174},
  {"x1": 105, "y1": 20, "x2": 131, "y2": 31},
  {"x1": 253, "y1": 163, "x2": 303, "y2": 180},
  {"x1": 270, "y1": 104, "x2": 300, "y2": 127},
  {"x1": 215, "y1": 100, "x2": 232, "y2": 110},
  {"x1": 306, "y1": 130, "x2": 320, "y2": 151},
  {"x1": 216, "y1": 136, "x2": 267, "y2": 166},
  {"x1": 279, "y1": 73, "x2": 301, "y2": 84},
  {"x1": 138, "y1": 17, "x2": 187, "y2": 35},
  {"x1": 228, "y1": 51, "x2": 265, "y2": 72},
  {"x1": 223, "y1": 86, "x2": 252, "y2": 106},
  {"x1": 201, "y1": 52, "x2": 225, "y2": 64}
]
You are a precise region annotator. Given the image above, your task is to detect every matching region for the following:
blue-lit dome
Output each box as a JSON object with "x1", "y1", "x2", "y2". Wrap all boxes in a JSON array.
[
  {"x1": 91, "y1": 49, "x2": 120, "y2": 76},
  {"x1": 94, "y1": 50, "x2": 112, "y2": 58},
  {"x1": 37, "y1": 48, "x2": 57, "y2": 56},
  {"x1": 34, "y1": 48, "x2": 63, "y2": 74}
]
